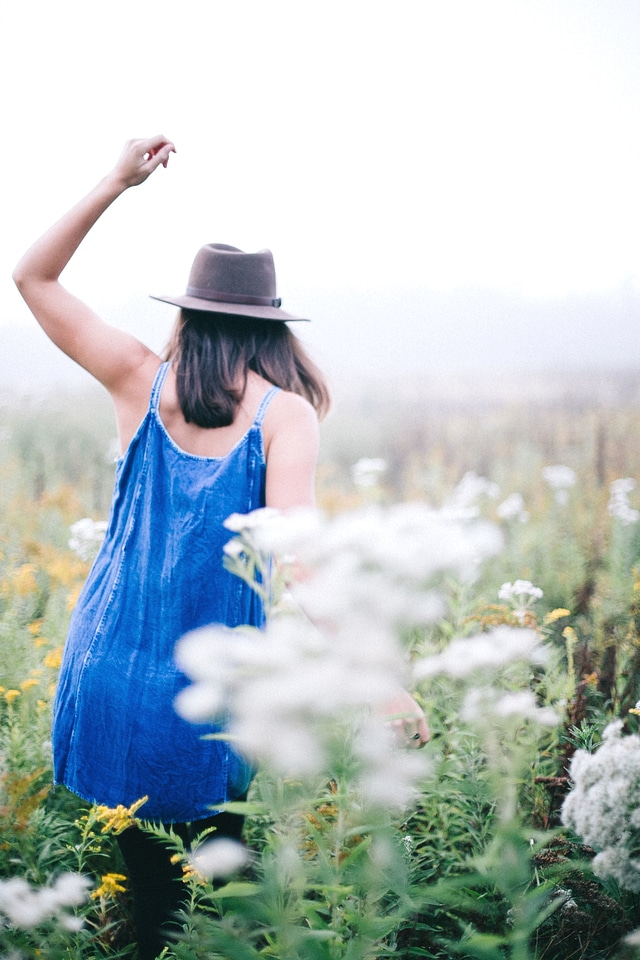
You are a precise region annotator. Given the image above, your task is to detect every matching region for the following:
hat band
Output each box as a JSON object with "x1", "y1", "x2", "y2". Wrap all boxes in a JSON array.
[{"x1": 186, "y1": 285, "x2": 282, "y2": 308}]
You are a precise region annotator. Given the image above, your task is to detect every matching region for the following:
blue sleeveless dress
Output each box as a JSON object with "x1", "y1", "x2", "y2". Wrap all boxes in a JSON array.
[{"x1": 52, "y1": 362, "x2": 278, "y2": 822}]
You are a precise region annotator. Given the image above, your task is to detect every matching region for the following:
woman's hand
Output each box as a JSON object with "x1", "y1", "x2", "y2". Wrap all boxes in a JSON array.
[
  {"x1": 382, "y1": 689, "x2": 430, "y2": 749},
  {"x1": 109, "y1": 135, "x2": 176, "y2": 189}
]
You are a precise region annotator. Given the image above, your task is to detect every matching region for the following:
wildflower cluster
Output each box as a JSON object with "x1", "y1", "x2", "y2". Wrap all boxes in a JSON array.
[
  {"x1": 499, "y1": 579, "x2": 544, "y2": 623},
  {"x1": 177, "y1": 502, "x2": 503, "y2": 809},
  {"x1": 90, "y1": 872, "x2": 127, "y2": 901},
  {"x1": 92, "y1": 796, "x2": 149, "y2": 835},
  {"x1": 0, "y1": 873, "x2": 90, "y2": 930},
  {"x1": 608, "y1": 478, "x2": 639, "y2": 526},
  {"x1": 562, "y1": 721, "x2": 640, "y2": 892}
]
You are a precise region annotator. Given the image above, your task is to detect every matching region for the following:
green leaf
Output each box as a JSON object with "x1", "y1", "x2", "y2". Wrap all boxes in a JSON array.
[
  {"x1": 207, "y1": 801, "x2": 267, "y2": 816},
  {"x1": 211, "y1": 881, "x2": 261, "y2": 898}
]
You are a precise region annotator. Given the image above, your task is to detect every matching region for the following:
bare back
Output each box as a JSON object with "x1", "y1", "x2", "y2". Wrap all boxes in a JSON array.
[{"x1": 111, "y1": 359, "x2": 320, "y2": 511}]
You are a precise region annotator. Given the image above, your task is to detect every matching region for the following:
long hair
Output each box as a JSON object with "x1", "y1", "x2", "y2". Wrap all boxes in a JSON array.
[{"x1": 163, "y1": 310, "x2": 331, "y2": 428}]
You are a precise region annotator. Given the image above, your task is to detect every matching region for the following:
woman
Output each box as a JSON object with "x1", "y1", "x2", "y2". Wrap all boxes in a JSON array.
[{"x1": 13, "y1": 135, "x2": 428, "y2": 958}]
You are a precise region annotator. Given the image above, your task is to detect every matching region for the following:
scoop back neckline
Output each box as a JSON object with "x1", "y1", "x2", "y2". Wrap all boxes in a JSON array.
[{"x1": 152, "y1": 407, "x2": 258, "y2": 462}]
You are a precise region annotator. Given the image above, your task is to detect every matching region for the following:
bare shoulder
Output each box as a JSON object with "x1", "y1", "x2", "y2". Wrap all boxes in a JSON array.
[
  {"x1": 263, "y1": 390, "x2": 320, "y2": 509},
  {"x1": 264, "y1": 389, "x2": 319, "y2": 437}
]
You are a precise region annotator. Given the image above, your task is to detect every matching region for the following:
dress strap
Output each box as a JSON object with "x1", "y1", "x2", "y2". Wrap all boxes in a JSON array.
[
  {"x1": 254, "y1": 385, "x2": 281, "y2": 427},
  {"x1": 149, "y1": 362, "x2": 171, "y2": 412}
]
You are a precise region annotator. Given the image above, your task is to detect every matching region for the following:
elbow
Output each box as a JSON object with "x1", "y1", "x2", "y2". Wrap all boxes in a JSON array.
[
  {"x1": 12, "y1": 261, "x2": 29, "y2": 293},
  {"x1": 12, "y1": 261, "x2": 47, "y2": 299}
]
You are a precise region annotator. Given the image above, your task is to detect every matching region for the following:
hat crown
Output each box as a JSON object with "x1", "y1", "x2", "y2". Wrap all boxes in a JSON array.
[
  {"x1": 150, "y1": 242, "x2": 308, "y2": 321},
  {"x1": 186, "y1": 244, "x2": 279, "y2": 306}
]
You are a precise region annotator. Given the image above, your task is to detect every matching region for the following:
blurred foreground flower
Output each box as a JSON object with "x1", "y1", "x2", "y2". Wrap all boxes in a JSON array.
[
  {"x1": 177, "y1": 502, "x2": 503, "y2": 808},
  {"x1": 190, "y1": 838, "x2": 251, "y2": 880},
  {"x1": 414, "y1": 625, "x2": 547, "y2": 681},
  {"x1": 0, "y1": 873, "x2": 90, "y2": 929},
  {"x1": 461, "y1": 687, "x2": 559, "y2": 727}
]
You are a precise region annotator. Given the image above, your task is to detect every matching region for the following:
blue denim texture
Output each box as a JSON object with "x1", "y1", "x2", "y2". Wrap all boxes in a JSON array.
[{"x1": 52, "y1": 363, "x2": 277, "y2": 821}]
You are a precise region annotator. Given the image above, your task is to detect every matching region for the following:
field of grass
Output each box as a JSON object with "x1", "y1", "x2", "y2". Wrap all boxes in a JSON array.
[{"x1": 2, "y1": 367, "x2": 640, "y2": 959}]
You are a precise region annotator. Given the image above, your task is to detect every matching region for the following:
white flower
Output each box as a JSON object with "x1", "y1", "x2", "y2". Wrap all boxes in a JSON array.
[
  {"x1": 68, "y1": 518, "x2": 108, "y2": 561},
  {"x1": 461, "y1": 688, "x2": 559, "y2": 726},
  {"x1": 496, "y1": 493, "x2": 529, "y2": 523},
  {"x1": 498, "y1": 581, "x2": 543, "y2": 622},
  {"x1": 0, "y1": 873, "x2": 90, "y2": 929},
  {"x1": 542, "y1": 465, "x2": 577, "y2": 489},
  {"x1": 190, "y1": 838, "x2": 251, "y2": 879},
  {"x1": 414, "y1": 626, "x2": 546, "y2": 681},
  {"x1": 562, "y1": 726, "x2": 640, "y2": 892},
  {"x1": 355, "y1": 718, "x2": 430, "y2": 810},
  {"x1": 223, "y1": 508, "x2": 281, "y2": 533},
  {"x1": 351, "y1": 457, "x2": 388, "y2": 488},
  {"x1": 442, "y1": 471, "x2": 500, "y2": 521},
  {"x1": 542, "y1": 465, "x2": 577, "y2": 505},
  {"x1": 608, "y1": 478, "x2": 639, "y2": 526},
  {"x1": 498, "y1": 580, "x2": 543, "y2": 604},
  {"x1": 50, "y1": 873, "x2": 92, "y2": 907}
]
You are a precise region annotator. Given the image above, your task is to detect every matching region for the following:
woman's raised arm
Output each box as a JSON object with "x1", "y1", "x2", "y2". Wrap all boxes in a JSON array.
[{"x1": 12, "y1": 135, "x2": 176, "y2": 392}]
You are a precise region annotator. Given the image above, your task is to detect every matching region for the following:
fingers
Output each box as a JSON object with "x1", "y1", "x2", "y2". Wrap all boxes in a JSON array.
[
  {"x1": 406, "y1": 714, "x2": 430, "y2": 749},
  {"x1": 385, "y1": 709, "x2": 430, "y2": 749},
  {"x1": 144, "y1": 134, "x2": 177, "y2": 169},
  {"x1": 113, "y1": 136, "x2": 176, "y2": 187}
]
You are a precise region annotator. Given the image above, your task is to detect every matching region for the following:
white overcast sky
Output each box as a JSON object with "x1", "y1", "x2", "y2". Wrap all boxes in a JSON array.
[{"x1": 2, "y1": 0, "x2": 640, "y2": 378}]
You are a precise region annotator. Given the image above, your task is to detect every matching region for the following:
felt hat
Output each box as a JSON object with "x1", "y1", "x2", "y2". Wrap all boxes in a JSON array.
[{"x1": 151, "y1": 243, "x2": 308, "y2": 322}]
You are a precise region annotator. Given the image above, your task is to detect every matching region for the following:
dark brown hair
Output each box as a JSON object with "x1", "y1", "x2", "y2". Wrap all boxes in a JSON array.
[{"x1": 163, "y1": 310, "x2": 331, "y2": 428}]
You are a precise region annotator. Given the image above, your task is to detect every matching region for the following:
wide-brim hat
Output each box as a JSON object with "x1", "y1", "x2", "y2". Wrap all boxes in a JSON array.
[{"x1": 150, "y1": 243, "x2": 308, "y2": 322}]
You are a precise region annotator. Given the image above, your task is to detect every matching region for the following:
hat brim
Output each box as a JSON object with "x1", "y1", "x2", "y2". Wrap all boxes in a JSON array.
[{"x1": 150, "y1": 293, "x2": 309, "y2": 322}]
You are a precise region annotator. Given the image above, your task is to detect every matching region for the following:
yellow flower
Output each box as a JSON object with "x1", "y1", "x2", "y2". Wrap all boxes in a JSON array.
[
  {"x1": 4, "y1": 689, "x2": 21, "y2": 705},
  {"x1": 28, "y1": 619, "x2": 44, "y2": 635},
  {"x1": 90, "y1": 873, "x2": 127, "y2": 900},
  {"x1": 12, "y1": 564, "x2": 38, "y2": 597},
  {"x1": 180, "y1": 863, "x2": 207, "y2": 884},
  {"x1": 19, "y1": 678, "x2": 40, "y2": 692},
  {"x1": 43, "y1": 647, "x2": 63, "y2": 670},
  {"x1": 66, "y1": 584, "x2": 83, "y2": 611},
  {"x1": 545, "y1": 608, "x2": 571, "y2": 624},
  {"x1": 93, "y1": 796, "x2": 149, "y2": 835},
  {"x1": 34, "y1": 637, "x2": 50, "y2": 648}
]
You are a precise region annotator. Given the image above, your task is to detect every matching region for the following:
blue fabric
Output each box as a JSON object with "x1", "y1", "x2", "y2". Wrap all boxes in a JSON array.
[{"x1": 52, "y1": 363, "x2": 279, "y2": 821}]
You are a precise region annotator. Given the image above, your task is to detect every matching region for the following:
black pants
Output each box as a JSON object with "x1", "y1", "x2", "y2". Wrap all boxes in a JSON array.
[{"x1": 116, "y1": 806, "x2": 245, "y2": 960}]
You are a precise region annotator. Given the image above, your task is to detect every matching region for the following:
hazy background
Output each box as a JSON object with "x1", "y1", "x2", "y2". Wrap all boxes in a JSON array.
[{"x1": 2, "y1": 0, "x2": 640, "y2": 394}]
